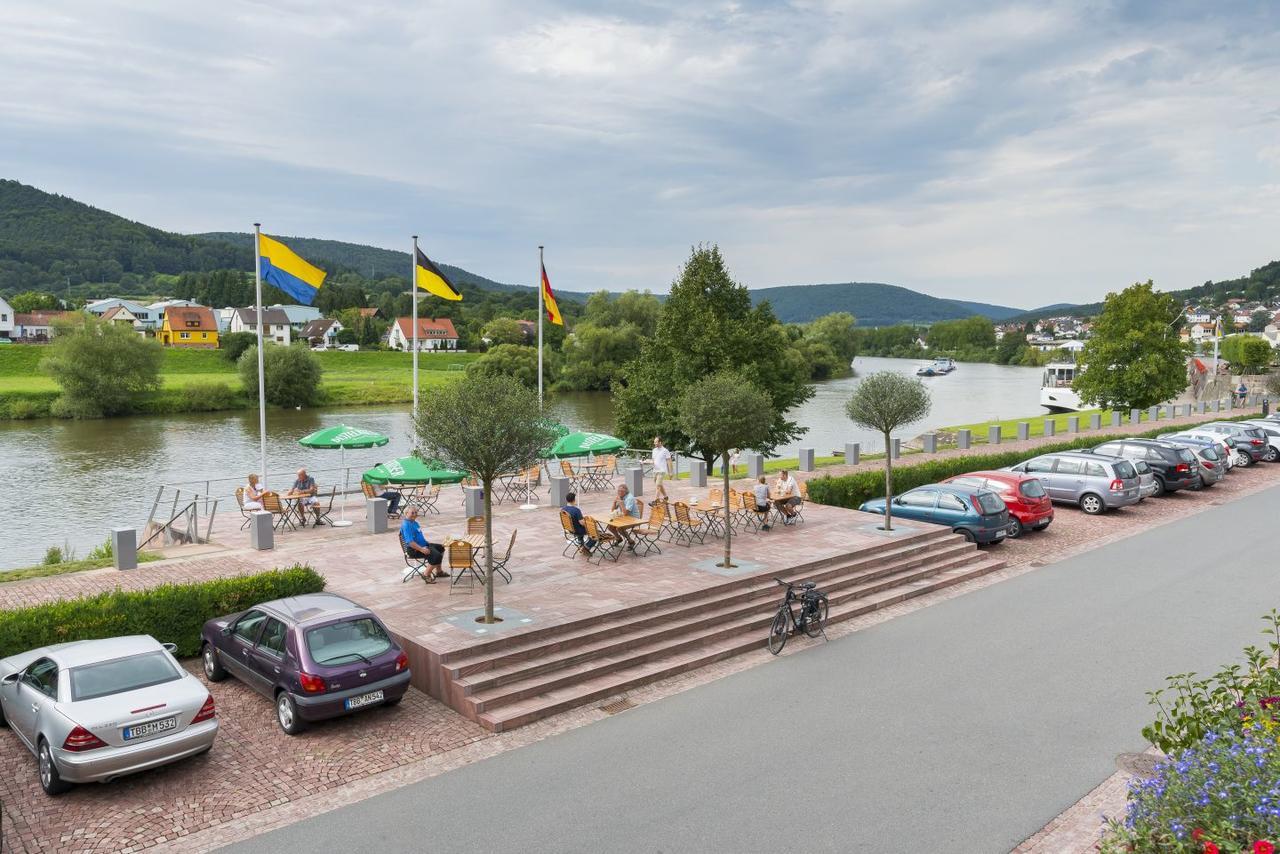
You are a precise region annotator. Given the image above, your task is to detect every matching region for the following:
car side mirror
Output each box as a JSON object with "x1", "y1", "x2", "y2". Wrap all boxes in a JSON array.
[
  {"x1": 162, "y1": 642, "x2": 178, "y2": 654},
  {"x1": 0, "y1": 672, "x2": 18, "y2": 686},
  {"x1": 891, "y1": 496, "x2": 902, "y2": 505},
  {"x1": 220, "y1": 625, "x2": 233, "y2": 637}
]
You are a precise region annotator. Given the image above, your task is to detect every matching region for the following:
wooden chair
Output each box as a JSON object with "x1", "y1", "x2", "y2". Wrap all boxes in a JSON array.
[
  {"x1": 583, "y1": 516, "x2": 623, "y2": 563},
  {"x1": 635, "y1": 502, "x2": 665, "y2": 555},
  {"x1": 466, "y1": 516, "x2": 485, "y2": 536},
  {"x1": 235, "y1": 487, "x2": 253, "y2": 530},
  {"x1": 399, "y1": 530, "x2": 436, "y2": 584},
  {"x1": 671, "y1": 501, "x2": 707, "y2": 546},
  {"x1": 261, "y1": 491, "x2": 293, "y2": 531},
  {"x1": 519, "y1": 465, "x2": 543, "y2": 503},
  {"x1": 559, "y1": 509, "x2": 587, "y2": 558},
  {"x1": 744, "y1": 490, "x2": 773, "y2": 531},
  {"x1": 794, "y1": 480, "x2": 808, "y2": 524},
  {"x1": 404, "y1": 484, "x2": 440, "y2": 515},
  {"x1": 558, "y1": 460, "x2": 581, "y2": 492},
  {"x1": 708, "y1": 487, "x2": 724, "y2": 506},
  {"x1": 448, "y1": 541, "x2": 484, "y2": 593},
  {"x1": 490, "y1": 529, "x2": 517, "y2": 583},
  {"x1": 312, "y1": 486, "x2": 337, "y2": 527}
]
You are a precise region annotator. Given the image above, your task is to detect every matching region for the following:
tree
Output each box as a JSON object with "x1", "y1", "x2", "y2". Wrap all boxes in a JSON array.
[
  {"x1": 678, "y1": 372, "x2": 775, "y2": 569},
  {"x1": 803, "y1": 312, "x2": 859, "y2": 365},
  {"x1": 466, "y1": 343, "x2": 556, "y2": 389},
  {"x1": 481, "y1": 317, "x2": 528, "y2": 348},
  {"x1": 1074, "y1": 281, "x2": 1188, "y2": 410},
  {"x1": 9, "y1": 291, "x2": 61, "y2": 312},
  {"x1": 42, "y1": 315, "x2": 162, "y2": 418},
  {"x1": 413, "y1": 374, "x2": 558, "y2": 623},
  {"x1": 994, "y1": 328, "x2": 1025, "y2": 364},
  {"x1": 1220, "y1": 335, "x2": 1275, "y2": 373},
  {"x1": 238, "y1": 345, "x2": 323, "y2": 408},
  {"x1": 844, "y1": 372, "x2": 931, "y2": 531},
  {"x1": 1248, "y1": 309, "x2": 1271, "y2": 333},
  {"x1": 558, "y1": 322, "x2": 646, "y2": 390},
  {"x1": 219, "y1": 331, "x2": 257, "y2": 363},
  {"x1": 614, "y1": 245, "x2": 813, "y2": 464}
]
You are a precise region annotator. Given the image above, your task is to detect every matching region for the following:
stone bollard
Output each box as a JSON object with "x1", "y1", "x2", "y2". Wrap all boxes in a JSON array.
[
  {"x1": 1130, "y1": 408, "x2": 1142, "y2": 424},
  {"x1": 747, "y1": 453, "x2": 764, "y2": 478},
  {"x1": 922, "y1": 433, "x2": 937, "y2": 454},
  {"x1": 1163, "y1": 405, "x2": 1174, "y2": 419},
  {"x1": 988, "y1": 425, "x2": 1002, "y2": 445},
  {"x1": 366, "y1": 497, "x2": 388, "y2": 534},
  {"x1": 112, "y1": 527, "x2": 137, "y2": 571},
  {"x1": 464, "y1": 485, "x2": 484, "y2": 518},
  {"x1": 891, "y1": 438, "x2": 901, "y2": 459},
  {"x1": 1017, "y1": 422, "x2": 1029, "y2": 441},
  {"x1": 1197, "y1": 401, "x2": 1206, "y2": 414},
  {"x1": 1149, "y1": 406, "x2": 1160, "y2": 421},
  {"x1": 798, "y1": 447, "x2": 815, "y2": 472},
  {"x1": 1068, "y1": 416, "x2": 1080, "y2": 433},
  {"x1": 1089, "y1": 413, "x2": 1101, "y2": 430},
  {"x1": 844, "y1": 442, "x2": 860, "y2": 465},
  {"x1": 957, "y1": 429, "x2": 971, "y2": 449},
  {"x1": 1043, "y1": 419, "x2": 1055, "y2": 438},
  {"x1": 550, "y1": 475, "x2": 571, "y2": 506},
  {"x1": 1213, "y1": 399, "x2": 1222, "y2": 412},
  {"x1": 1111, "y1": 411, "x2": 1122, "y2": 428},
  {"x1": 686, "y1": 459, "x2": 704, "y2": 487},
  {"x1": 625, "y1": 466, "x2": 644, "y2": 497},
  {"x1": 249, "y1": 510, "x2": 274, "y2": 550}
]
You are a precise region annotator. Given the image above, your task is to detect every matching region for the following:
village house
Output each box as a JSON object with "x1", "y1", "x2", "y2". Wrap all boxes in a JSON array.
[
  {"x1": 159, "y1": 306, "x2": 220, "y2": 348},
  {"x1": 388, "y1": 317, "x2": 459, "y2": 351},
  {"x1": 100, "y1": 304, "x2": 148, "y2": 335},
  {"x1": 229, "y1": 307, "x2": 292, "y2": 345},
  {"x1": 300, "y1": 318, "x2": 343, "y2": 348},
  {"x1": 1185, "y1": 305, "x2": 1213, "y2": 324},
  {"x1": 357, "y1": 307, "x2": 381, "y2": 319},
  {"x1": 13, "y1": 310, "x2": 77, "y2": 342},
  {"x1": 0, "y1": 295, "x2": 13, "y2": 340},
  {"x1": 85, "y1": 298, "x2": 160, "y2": 333},
  {"x1": 269, "y1": 304, "x2": 323, "y2": 332}
]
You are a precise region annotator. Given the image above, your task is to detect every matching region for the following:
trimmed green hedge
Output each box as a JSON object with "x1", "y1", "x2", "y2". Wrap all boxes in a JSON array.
[
  {"x1": 808, "y1": 414, "x2": 1262, "y2": 510},
  {"x1": 0, "y1": 565, "x2": 324, "y2": 659}
]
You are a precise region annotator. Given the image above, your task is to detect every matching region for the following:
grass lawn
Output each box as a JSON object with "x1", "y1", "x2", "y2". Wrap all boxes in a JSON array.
[
  {"x1": 939, "y1": 407, "x2": 1159, "y2": 442},
  {"x1": 0, "y1": 551, "x2": 161, "y2": 583}
]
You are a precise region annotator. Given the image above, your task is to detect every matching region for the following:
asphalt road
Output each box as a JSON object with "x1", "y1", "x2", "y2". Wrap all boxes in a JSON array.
[{"x1": 224, "y1": 483, "x2": 1280, "y2": 854}]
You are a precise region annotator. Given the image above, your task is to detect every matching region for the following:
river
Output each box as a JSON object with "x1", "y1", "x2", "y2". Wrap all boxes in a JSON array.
[{"x1": 0, "y1": 357, "x2": 1045, "y2": 570}]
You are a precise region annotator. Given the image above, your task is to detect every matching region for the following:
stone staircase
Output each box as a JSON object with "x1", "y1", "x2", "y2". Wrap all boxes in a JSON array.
[{"x1": 438, "y1": 528, "x2": 1004, "y2": 732}]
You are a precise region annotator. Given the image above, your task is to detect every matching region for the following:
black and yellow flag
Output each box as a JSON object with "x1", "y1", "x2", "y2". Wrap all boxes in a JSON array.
[{"x1": 415, "y1": 247, "x2": 462, "y2": 301}]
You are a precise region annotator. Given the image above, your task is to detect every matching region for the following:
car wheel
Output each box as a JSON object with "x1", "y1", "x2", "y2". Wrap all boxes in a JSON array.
[
  {"x1": 1266, "y1": 446, "x2": 1279, "y2": 463},
  {"x1": 957, "y1": 528, "x2": 976, "y2": 543},
  {"x1": 1079, "y1": 493, "x2": 1104, "y2": 515},
  {"x1": 276, "y1": 692, "x2": 308, "y2": 735},
  {"x1": 1151, "y1": 478, "x2": 1165, "y2": 497},
  {"x1": 202, "y1": 643, "x2": 227, "y2": 682},
  {"x1": 1007, "y1": 518, "x2": 1025, "y2": 539},
  {"x1": 0, "y1": 698, "x2": 8, "y2": 728},
  {"x1": 38, "y1": 739, "x2": 71, "y2": 796},
  {"x1": 1236, "y1": 452, "x2": 1253, "y2": 467}
]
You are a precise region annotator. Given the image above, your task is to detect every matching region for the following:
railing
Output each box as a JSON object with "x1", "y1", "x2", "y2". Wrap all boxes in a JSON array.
[{"x1": 140, "y1": 493, "x2": 219, "y2": 551}]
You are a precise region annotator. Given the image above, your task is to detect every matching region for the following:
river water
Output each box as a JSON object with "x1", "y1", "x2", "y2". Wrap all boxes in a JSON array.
[{"x1": 0, "y1": 357, "x2": 1044, "y2": 570}]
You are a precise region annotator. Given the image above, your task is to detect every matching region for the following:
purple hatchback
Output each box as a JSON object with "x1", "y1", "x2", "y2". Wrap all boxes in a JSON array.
[{"x1": 200, "y1": 593, "x2": 411, "y2": 734}]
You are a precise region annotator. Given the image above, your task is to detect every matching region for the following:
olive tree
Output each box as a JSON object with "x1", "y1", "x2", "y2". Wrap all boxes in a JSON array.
[
  {"x1": 844, "y1": 371, "x2": 931, "y2": 531},
  {"x1": 42, "y1": 315, "x2": 162, "y2": 418},
  {"x1": 678, "y1": 371, "x2": 775, "y2": 568},
  {"x1": 413, "y1": 374, "x2": 558, "y2": 623}
]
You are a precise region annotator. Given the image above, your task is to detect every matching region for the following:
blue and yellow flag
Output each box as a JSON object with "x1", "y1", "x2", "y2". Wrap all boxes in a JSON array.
[{"x1": 259, "y1": 233, "x2": 326, "y2": 305}]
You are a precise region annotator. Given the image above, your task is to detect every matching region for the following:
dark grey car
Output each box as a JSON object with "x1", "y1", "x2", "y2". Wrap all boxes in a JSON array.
[{"x1": 1005, "y1": 451, "x2": 1141, "y2": 514}]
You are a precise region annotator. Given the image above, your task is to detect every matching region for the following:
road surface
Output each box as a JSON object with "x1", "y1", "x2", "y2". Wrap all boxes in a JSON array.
[{"x1": 224, "y1": 484, "x2": 1280, "y2": 853}]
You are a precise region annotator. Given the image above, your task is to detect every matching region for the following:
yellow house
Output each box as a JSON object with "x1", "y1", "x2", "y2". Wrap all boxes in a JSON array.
[{"x1": 160, "y1": 306, "x2": 219, "y2": 348}]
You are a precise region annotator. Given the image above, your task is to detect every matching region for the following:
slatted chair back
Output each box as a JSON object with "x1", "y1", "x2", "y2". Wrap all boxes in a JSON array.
[
  {"x1": 448, "y1": 541, "x2": 475, "y2": 572},
  {"x1": 261, "y1": 491, "x2": 284, "y2": 514},
  {"x1": 361, "y1": 481, "x2": 376, "y2": 500},
  {"x1": 602, "y1": 454, "x2": 617, "y2": 473},
  {"x1": 583, "y1": 515, "x2": 612, "y2": 542},
  {"x1": 235, "y1": 487, "x2": 246, "y2": 509},
  {"x1": 728, "y1": 488, "x2": 740, "y2": 506},
  {"x1": 466, "y1": 516, "x2": 485, "y2": 535},
  {"x1": 799, "y1": 480, "x2": 809, "y2": 500},
  {"x1": 648, "y1": 501, "x2": 668, "y2": 528},
  {"x1": 673, "y1": 501, "x2": 696, "y2": 527},
  {"x1": 499, "y1": 529, "x2": 517, "y2": 563},
  {"x1": 559, "y1": 509, "x2": 577, "y2": 536},
  {"x1": 526, "y1": 465, "x2": 542, "y2": 486},
  {"x1": 633, "y1": 498, "x2": 646, "y2": 519},
  {"x1": 559, "y1": 460, "x2": 576, "y2": 479},
  {"x1": 708, "y1": 487, "x2": 723, "y2": 505}
]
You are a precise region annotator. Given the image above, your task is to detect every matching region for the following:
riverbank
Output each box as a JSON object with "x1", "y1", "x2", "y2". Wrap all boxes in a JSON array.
[{"x1": 0, "y1": 345, "x2": 477, "y2": 419}]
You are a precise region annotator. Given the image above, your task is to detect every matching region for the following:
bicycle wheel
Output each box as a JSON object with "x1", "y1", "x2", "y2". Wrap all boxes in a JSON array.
[
  {"x1": 802, "y1": 596, "x2": 829, "y2": 638},
  {"x1": 767, "y1": 608, "x2": 790, "y2": 655}
]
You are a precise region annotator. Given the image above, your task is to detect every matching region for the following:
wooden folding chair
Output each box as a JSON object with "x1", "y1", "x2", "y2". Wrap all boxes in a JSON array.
[
  {"x1": 466, "y1": 516, "x2": 485, "y2": 536},
  {"x1": 793, "y1": 481, "x2": 808, "y2": 524},
  {"x1": 261, "y1": 491, "x2": 293, "y2": 531},
  {"x1": 312, "y1": 486, "x2": 337, "y2": 527},
  {"x1": 558, "y1": 460, "x2": 581, "y2": 492},
  {"x1": 235, "y1": 488, "x2": 253, "y2": 530},
  {"x1": 448, "y1": 541, "x2": 485, "y2": 593},
  {"x1": 635, "y1": 502, "x2": 665, "y2": 555},
  {"x1": 584, "y1": 516, "x2": 623, "y2": 563},
  {"x1": 559, "y1": 510, "x2": 587, "y2": 558},
  {"x1": 490, "y1": 529, "x2": 517, "y2": 583},
  {"x1": 671, "y1": 502, "x2": 707, "y2": 546}
]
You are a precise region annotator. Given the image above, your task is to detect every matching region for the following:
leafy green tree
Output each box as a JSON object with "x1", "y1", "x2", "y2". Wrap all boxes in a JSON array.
[
  {"x1": 789, "y1": 336, "x2": 845, "y2": 380},
  {"x1": 1219, "y1": 335, "x2": 1274, "y2": 373},
  {"x1": 9, "y1": 291, "x2": 61, "y2": 312},
  {"x1": 42, "y1": 315, "x2": 162, "y2": 418},
  {"x1": 803, "y1": 312, "x2": 859, "y2": 364},
  {"x1": 678, "y1": 372, "x2": 775, "y2": 568},
  {"x1": 614, "y1": 245, "x2": 813, "y2": 463},
  {"x1": 481, "y1": 317, "x2": 528, "y2": 347},
  {"x1": 238, "y1": 344, "x2": 323, "y2": 408},
  {"x1": 582, "y1": 290, "x2": 661, "y2": 334},
  {"x1": 219, "y1": 331, "x2": 257, "y2": 363},
  {"x1": 413, "y1": 374, "x2": 558, "y2": 622},
  {"x1": 558, "y1": 322, "x2": 647, "y2": 391},
  {"x1": 925, "y1": 316, "x2": 996, "y2": 353},
  {"x1": 466, "y1": 343, "x2": 556, "y2": 389},
  {"x1": 1074, "y1": 281, "x2": 1188, "y2": 410},
  {"x1": 844, "y1": 372, "x2": 931, "y2": 531},
  {"x1": 1248, "y1": 309, "x2": 1271, "y2": 333},
  {"x1": 993, "y1": 328, "x2": 1025, "y2": 364}
]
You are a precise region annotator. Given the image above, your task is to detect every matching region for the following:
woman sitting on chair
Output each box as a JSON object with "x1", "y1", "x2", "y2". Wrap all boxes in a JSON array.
[{"x1": 244, "y1": 473, "x2": 265, "y2": 510}]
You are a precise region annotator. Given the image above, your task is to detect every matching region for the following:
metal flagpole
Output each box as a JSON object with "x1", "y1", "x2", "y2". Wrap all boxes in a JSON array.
[
  {"x1": 537, "y1": 245, "x2": 544, "y2": 411},
  {"x1": 253, "y1": 224, "x2": 267, "y2": 488},
  {"x1": 411, "y1": 235, "x2": 419, "y2": 415}
]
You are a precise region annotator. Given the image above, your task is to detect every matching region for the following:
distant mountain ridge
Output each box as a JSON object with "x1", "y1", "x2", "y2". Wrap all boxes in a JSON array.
[{"x1": 748, "y1": 282, "x2": 1027, "y2": 326}]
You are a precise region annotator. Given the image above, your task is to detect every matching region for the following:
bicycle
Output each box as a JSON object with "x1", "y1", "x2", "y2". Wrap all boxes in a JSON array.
[{"x1": 767, "y1": 577, "x2": 829, "y2": 655}]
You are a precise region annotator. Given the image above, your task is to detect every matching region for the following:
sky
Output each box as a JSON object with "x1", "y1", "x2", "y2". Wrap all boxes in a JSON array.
[{"x1": 2, "y1": 1, "x2": 1280, "y2": 307}]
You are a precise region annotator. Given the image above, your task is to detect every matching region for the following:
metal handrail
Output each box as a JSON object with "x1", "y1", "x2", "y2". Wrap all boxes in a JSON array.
[{"x1": 139, "y1": 496, "x2": 219, "y2": 551}]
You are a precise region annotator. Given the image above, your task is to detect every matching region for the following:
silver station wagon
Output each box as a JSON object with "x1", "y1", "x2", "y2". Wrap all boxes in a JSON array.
[{"x1": 1005, "y1": 451, "x2": 1141, "y2": 514}]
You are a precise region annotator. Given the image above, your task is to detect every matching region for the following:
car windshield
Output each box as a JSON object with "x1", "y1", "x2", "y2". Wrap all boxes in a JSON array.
[
  {"x1": 306, "y1": 618, "x2": 392, "y2": 665},
  {"x1": 1018, "y1": 479, "x2": 1046, "y2": 498},
  {"x1": 1177, "y1": 448, "x2": 1196, "y2": 462},
  {"x1": 1112, "y1": 460, "x2": 1137, "y2": 479},
  {"x1": 1200, "y1": 445, "x2": 1220, "y2": 461},
  {"x1": 975, "y1": 492, "x2": 1005, "y2": 514},
  {"x1": 69, "y1": 651, "x2": 181, "y2": 701}
]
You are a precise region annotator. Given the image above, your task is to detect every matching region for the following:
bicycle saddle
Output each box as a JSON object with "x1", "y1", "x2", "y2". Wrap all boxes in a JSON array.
[{"x1": 800, "y1": 581, "x2": 817, "y2": 589}]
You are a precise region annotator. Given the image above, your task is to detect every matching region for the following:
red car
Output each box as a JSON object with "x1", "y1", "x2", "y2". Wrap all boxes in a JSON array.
[{"x1": 941, "y1": 470, "x2": 1053, "y2": 537}]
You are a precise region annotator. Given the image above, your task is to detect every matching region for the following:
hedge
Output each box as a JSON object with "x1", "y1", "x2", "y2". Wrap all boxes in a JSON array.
[
  {"x1": 0, "y1": 565, "x2": 325, "y2": 659},
  {"x1": 807, "y1": 414, "x2": 1262, "y2": 510}
]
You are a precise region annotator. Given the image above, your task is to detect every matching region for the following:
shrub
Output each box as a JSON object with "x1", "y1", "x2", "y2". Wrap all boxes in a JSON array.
[
  {"x1": 238, "y1": 344, "x2": 323, "y2": 408},
  {"x1": 0, "y1": 565, "x2": 325, "y2": 658},
  {"x1": 42, "y1": 315, "x2": 163, "y2": 418},
  {"x1": 86, "y1": 536, "x2": 113, "y2": 561},
  {"x1": 178, "y1": 381, "x2": 245, "y2": 412},
  {"x1": 219, "y1": 331, "x2": 257, "y2": 363}
]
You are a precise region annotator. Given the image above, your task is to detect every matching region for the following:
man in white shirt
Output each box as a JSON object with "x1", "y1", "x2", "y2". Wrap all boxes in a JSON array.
[
  {"x1": 651, "y1": 437, "x2": 672, "y2": 502},
  {"x1": 773, "y1": 469, "x2": 800, "y2": 523}
]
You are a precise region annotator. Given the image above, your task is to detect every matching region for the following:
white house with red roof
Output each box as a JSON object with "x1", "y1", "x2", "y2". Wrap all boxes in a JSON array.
[{"x1": 388, "y1": 317, "x2": 459, "y2": 351}]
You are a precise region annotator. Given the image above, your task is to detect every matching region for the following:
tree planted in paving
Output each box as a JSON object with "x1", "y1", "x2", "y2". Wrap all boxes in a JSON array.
[
  {"x1": 413, "y1": 373, "x2": 559, "y2": 623},
  {"x1": 238, "y1": 344, "x2": 323, "y2": 408},
  {"x1": 42, "y1": 315, "x2": 162, "y2": 418},
  {"x1": 844, "y1": 372, "x2": 931, "y2": 531},
  {"x1": 1075, "y1": 281, "x2": 1187, "y2": 410},
  {"x1": 678, "y1": 371, "x2": 775, "y2": 568}
]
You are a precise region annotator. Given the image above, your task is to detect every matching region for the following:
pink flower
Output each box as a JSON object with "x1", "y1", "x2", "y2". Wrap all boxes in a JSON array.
[{"x1": 1254, "y1": 841, "x2": 1275, "y2": 854}]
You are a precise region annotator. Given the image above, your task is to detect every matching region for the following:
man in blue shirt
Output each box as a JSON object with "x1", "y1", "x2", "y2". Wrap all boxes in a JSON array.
[
  {"x1": 400, "y1": 507, "x2": 444, "y2": 581},
  {"x1": 561, "y1": 492, "x2": 595, "y2": 554}
]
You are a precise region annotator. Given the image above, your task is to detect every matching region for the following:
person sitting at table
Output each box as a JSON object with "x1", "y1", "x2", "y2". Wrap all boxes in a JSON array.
[
  {"x1": 292, "y1": 468, "x2": 321, "y2": 526},
  {"x1": 561, "y1": 492, "x2": 595, "y2": 554},
  {"x1": 378, "y1": 486, "x2": 403, "y2": 517},
  {"x1": 400, "y1": 507, "x2": 445, "y2": 580},
  {"x1": 243, "y1": 473, "x2": 265, "y2": 510},
  {"x1": 753, "y1": 475, "x2": 772, "y2": 531},
  {"x1": 610, "y1": 484, "x2": 639, "y2": 550},
  {"x1": 773, "y1": 469, "x2": 801, "y2": 523}
]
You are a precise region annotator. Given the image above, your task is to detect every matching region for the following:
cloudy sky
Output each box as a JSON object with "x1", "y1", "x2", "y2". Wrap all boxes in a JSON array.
[{"x1": 3, "y1": 1, "x2": 1279, "y2": 306}]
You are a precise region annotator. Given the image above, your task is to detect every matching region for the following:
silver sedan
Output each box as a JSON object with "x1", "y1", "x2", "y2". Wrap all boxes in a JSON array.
[{"x1": 0, "y1": 635, "x2": 218, "y2": 795}]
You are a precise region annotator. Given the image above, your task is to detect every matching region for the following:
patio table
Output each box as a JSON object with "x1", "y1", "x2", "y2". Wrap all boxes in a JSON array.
[
  {"x1": 577, "y1": 461, "x2": 613, "y2": 491},
  {"x1": 688, "y1": 501, "x2": 728, "y2": 537},
  {"x1": 592, "y1": 515, "x2": 646, "y2": 552},
  {"x1": 280, "y1": 491, "x2": 314, "y2": 529}
]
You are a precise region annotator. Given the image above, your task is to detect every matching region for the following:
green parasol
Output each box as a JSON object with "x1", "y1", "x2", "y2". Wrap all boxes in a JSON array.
[
  {"x1": 363, "y1": 456, "x2": 467, "y2": 486},
  {"x1": 546, "y1": 431, "x2": 627, "y2": 458},
  {"x1": 297, "y1": 425, "x2": 389, "y2": 526}
]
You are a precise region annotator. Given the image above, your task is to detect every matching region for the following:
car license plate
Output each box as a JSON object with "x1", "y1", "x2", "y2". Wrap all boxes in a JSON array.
[
  {"x1": 345, "y1": 690, "x2": 384, "y2": 710},
  {"x1": 123, "y1": 716, "x2": 177, "y2": 741}
]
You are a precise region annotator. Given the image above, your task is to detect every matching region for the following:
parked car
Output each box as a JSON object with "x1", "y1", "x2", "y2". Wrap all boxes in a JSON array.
[
  {"x1": 857, "y1": 484, "x2": 1010, "y2": 544},
  {"x1": 1004, "y1": 451, "x2": 1141, "y2": 514},
  {"x1": 201, "y1": 593, "x2": 410, "y2": 735},
  {"x1": 1158, "y1": 435, "x2": 1228, "y2": 487},
  {"x1": 1239, "y1": 420, "x2": 1280, "y2": 462},
  {"x1": 1160, "y1": 430, "x2": 1235, "y2": 470},
  {"x1": 1086, "y1": 438, "x2": 1199, "y2": 495},
  {"x1": 939, "y1": 470, "x2": 1053, "y2": 537},
  {"x1": 0, "y1": 635, "x2": 217, "y2": 795},
  {"x1": 1130, "y1": 459, "x2": 1158, "y2": 499},
  {"x1": 337, "y1": 343, "x2": 359, "y2": 352},
  {"x1": 1196, "y1": 422, "x2": 1269, "y2": 465}
]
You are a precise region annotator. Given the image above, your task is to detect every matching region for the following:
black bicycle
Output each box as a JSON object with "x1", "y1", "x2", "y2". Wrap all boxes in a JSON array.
[{"x1": 767, "y1": 577, "x2": 829, "y2": 655}]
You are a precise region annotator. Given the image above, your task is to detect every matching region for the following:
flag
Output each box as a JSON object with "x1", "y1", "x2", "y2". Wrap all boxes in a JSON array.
[
  {"x1": 1213, "y1": 317, "x2": 1222, "y2": 338},
  {"x1": 258, "y1": 233, "x2": 326, "y2": 305},
  {"x1": 415, "y1": 247, "x2": 462, "y2": 301},
  {"x1": 541, "y1": 262, "x2": 563, "y2": 325}
]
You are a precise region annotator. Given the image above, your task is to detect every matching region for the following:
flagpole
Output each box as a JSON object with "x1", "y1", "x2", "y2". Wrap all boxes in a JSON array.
[
  {"x1": 253, "y1": 224, "x2": 267, "y2": 488},
  {"x1": 411, "y1": 235, "x2": 419, "y2": 416},
  {"x1": 538, "y1": 245, "x2": 544, "y2": 411}
]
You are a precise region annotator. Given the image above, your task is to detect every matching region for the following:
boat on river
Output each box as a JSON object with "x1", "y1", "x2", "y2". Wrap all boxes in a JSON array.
[
  {"x1": 1040, "y1": 361, "x2": 1084, "y2": 412},
  {"x1": 916, "y1": 357, "x2": 956, "y2": 377}
]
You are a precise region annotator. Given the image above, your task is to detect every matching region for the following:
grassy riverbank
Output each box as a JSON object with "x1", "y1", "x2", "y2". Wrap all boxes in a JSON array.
[
  {"x1": 0, "y1": 551, "x2": 162, "y2": 583},
  {"x1": 0, "y1": 345, "x2": 478, "y2": 419}
]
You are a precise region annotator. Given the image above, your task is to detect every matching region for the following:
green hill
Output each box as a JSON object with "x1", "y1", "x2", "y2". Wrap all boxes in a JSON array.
[{"x1": 749, "y1": 282, "x2": 1025, "y2": 326}]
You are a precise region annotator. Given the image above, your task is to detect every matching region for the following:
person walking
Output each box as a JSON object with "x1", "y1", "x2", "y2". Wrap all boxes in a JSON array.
[{"x1": 652, "y1": 437, "x2": 672, "y2": 503}]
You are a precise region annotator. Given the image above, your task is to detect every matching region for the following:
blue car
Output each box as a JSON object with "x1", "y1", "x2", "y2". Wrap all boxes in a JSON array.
[{"x1": 858, "y1": 484, "x2": 1010, "y2": 544}]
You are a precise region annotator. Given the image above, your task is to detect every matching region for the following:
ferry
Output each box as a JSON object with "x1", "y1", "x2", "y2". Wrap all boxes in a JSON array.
[
  {"x1": 916, "y1": 356, "x2": 957, "y2": 377},
  {"x1": 1040, "y1": 361, "x2": 1085, "y2": 412}
]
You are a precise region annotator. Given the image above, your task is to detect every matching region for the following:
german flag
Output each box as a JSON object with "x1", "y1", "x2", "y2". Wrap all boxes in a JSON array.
[
  {"x1": 415, "y1": 247, "x2": 462, "y2": 301},
  {"x1": 541, "y1": 262, "x2": 563, "y2": 325}
]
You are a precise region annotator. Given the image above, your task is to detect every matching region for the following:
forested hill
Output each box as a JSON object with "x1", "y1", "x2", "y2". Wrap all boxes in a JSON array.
[{"x1": 749, "y1": 282, "x2": 1026, "y2": 326}]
